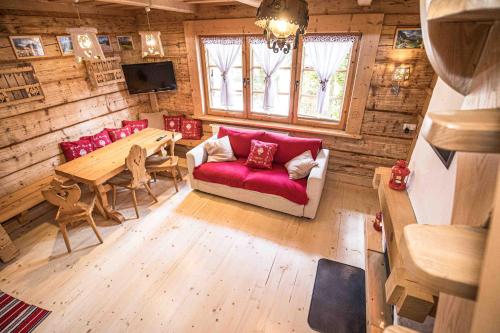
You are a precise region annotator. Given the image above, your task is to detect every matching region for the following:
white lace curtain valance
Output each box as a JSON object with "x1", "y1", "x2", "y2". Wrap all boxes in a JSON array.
[{"x1": 202, "y1": 37, "x2": 243, "y2": 107}]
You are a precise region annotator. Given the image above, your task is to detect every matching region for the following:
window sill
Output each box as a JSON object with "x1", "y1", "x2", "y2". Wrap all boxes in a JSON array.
[{"x1": 192, "y1": 115, "x2": 363, "y2": 139}]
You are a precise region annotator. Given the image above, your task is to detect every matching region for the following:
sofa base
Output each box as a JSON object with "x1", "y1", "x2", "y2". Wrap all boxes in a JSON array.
[{"x1": 190, "y1": 178, "x2": 312, "y2": 218}]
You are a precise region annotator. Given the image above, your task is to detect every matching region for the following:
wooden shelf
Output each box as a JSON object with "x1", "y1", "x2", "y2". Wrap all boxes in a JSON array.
[
  {"x1": 421, "y1": 109, "x2": 500, "y2": 153},
  {"x1": 427, "y1": 0, "x2": 500, "y2": 22},
  {"x1": 401, "y1": 224, "x2": 487, "y2": 300}
]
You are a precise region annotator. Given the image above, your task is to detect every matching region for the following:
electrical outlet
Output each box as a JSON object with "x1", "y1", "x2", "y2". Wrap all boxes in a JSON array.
[{"x1": 403, "y1": 123, "x2": 417, "y2": 134}]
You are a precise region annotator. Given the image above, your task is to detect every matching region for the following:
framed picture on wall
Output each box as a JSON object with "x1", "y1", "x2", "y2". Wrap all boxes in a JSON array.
[
  {"x1": 9, "y1": 35, "x2": 46, "y2": 59},
  {"x1": 117, "y1": 35, "x2": 134, "y2": 51},
  {"x1": 56, "y1": 35, "x2": 74, "y2": 56},
  {"x1": 97, "y1": 35, "x2": 113, "y2": 52},
  {"x1": 393, "y1": 28, "x2": 424, "y2": 49}
]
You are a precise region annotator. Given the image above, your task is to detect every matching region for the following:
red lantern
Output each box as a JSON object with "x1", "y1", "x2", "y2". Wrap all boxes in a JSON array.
[
  {"x1": 389, "y1": 159, "x2": 410, "y2": 191},
  {"x1": 373, "y1": 212, "x2": 383, "y2": 232}
]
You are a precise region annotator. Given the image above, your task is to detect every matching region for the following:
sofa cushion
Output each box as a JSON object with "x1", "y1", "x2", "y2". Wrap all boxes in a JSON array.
[
  {"x1": 164, "y1": 115, "x2": 183, "y2": 132},
  {"x1": 80, "y1": 129, "x2": 112, "y2": 150},
  {"x1": 60, "y1": 139, "x2": 94, "y2": 162},
  {"x1": 182, "y1": 119, "x2": 202, "y2": 139},
  {"x1": 245, "y1": 139, "x2": 278, "y2": 169},
  {"x1": 193, "y1": 158, "x2": 249, "y2": 188},
  {"x1": 217, "y1": 126, "x2": 265, "y2": 158},
  {"x1": 107, "y1": 126, "x2": 132, "y2": 142},
  {"x1": 261, "y1": 132, "x2": 322, "y2": 164},
  {"x1": 244, "y1": 164, "x2": 308, "y2": 205},
  {"x1": 122, "y1": 119, "x2": 148, "y2": 133},
  {"x1": 205, "y1": 136, "x2": 236, "y2": 163}
]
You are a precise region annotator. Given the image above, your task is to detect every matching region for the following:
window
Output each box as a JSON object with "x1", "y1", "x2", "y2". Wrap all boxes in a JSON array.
[{"x1": 200, "y1": 34, "x2": 359, "y2": 129}]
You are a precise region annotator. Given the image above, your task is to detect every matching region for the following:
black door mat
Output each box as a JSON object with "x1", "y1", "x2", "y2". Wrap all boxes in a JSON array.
[{"x1": 307, "y1": 258, "x2": 366, "y2": 333}]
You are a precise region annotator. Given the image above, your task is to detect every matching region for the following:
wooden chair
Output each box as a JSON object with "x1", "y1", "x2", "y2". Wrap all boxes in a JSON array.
[
  {"x1": 42, "y1": 178, "x2": 103, "y2": 253},
  {"x1": 146, "y1": 141, "x2": 182, "y2": 192},
  {"x1": 107, "y1": 144, "x2": 158, "y2": 219}
]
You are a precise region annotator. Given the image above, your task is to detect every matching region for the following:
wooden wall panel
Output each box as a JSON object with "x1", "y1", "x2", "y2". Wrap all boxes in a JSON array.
[{"x1": 0, "y1": 10, "x2": 152, "y2": 197}]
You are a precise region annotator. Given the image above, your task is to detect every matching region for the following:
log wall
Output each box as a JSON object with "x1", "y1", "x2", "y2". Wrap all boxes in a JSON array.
[
  {"x1": 138, "y1": 0, "x2": 435, "y2": 187},
  {"x1": 0, "y1": 10, "x2": 151, "y2": 196}
]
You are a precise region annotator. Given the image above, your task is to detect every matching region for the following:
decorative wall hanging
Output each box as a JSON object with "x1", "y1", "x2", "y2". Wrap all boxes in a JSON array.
[
  {"x1": 255, "y1": 0, "x2": 309, "y2": 54},
  {"x1": 117, "y1": 36, "x2": 135, "y2": 51},
  {"x1": 9, "y1": 36, "x2": 45, "y2": 59},
  {"x1": 56, "y1": 35, "x2": 74, "y2": 56},
  {"x1": 391, "y1": 64, "x2": 410, "y2": 95},
  {"x1": 393, "y1": 27, "x2": 423, "y2": 49},
  {"x1": 139, "y1": 7, "x2": 164, "y2": 58},
  {"x1": 97, "y1": 35, "x2": 113, "y2": 53},
  {"x1": 0, "y1": 64, "x2": 45, "y2": 107},
  {"x1": 85, "y1": 56, "x2": 125, "y2": 88}
]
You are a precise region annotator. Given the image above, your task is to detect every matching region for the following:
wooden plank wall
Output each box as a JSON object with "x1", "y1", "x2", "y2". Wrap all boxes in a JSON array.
[
  {"x1": 0, "y1": 10, "x2": 152, "y2": 197},
  {"x1": 138, "y1": 0, "x2": 435, "y2": 187}
]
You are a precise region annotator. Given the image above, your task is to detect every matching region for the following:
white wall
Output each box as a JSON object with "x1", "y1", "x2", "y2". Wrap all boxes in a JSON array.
[{"x1": 407, "y1": 78, "x2": 465, "y2": 225}]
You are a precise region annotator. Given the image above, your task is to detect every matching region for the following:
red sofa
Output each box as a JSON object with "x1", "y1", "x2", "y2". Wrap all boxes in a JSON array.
[{"x1": 187, "y1": 126, "x2": 330, "y2": 218}]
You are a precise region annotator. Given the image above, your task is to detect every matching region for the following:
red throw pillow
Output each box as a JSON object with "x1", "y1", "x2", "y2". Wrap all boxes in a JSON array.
[
  {"x1": 163, "y1": 115, "x2": 183, "y2": 132},
  {"x1": 181, "y1": 119, "x2": 202, "y2": 139},
  {"x1": 80, "y1": 129, "x2": 112, "y2": 150},
  {"x1": 122, "y1": 119, "x2": 148, "y2": 133},
  {"x1": 245, "y1": 139, "x2": 278, "y2": 169},
  {"x1": 106, "y1": 126, "x2": 132, "y2": 142},
  {"x1": 217, "y1": 126, "x2": 265, "y2": 158},
  {"x1": 60, "y1": 139, "x2": 94, "y2": 162}
]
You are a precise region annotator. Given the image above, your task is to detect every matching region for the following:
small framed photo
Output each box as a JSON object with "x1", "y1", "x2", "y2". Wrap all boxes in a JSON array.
[
  {"x1": 56, "y1": 35, "x2": 74, "y2": 56},
  {"x1": 117, "y1": 35, "x2": 134, "y2": 51},
  {"x1": 393, "y1": 28, "x2": 423, "y2": 49},
  {"x1": 97, "y1": 34, "x2": 113, "y2": 52},
  {"x1": 9, "y1": 35, "x2": 46, "y2": 59}
]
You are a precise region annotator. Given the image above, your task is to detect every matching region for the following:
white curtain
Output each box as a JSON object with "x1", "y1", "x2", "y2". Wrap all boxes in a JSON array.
[
  {"x1": 251, "y1": 42, "x2": 287, "y2": 110},
  {"x1": 204, "y1": 38, "x2": 242, "y2": 107},
  {"x1": 305, "y1": 37, "x2": 353, "y2": 116}
]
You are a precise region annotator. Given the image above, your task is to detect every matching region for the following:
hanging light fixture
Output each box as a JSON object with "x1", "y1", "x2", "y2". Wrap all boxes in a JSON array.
[
  {"x1": 139, "y1": 5, "x2": 164, "y2": 57},
  {"x1": 255, "y1": 0, "x2": 309, "y2": 54},
  {"x1": 67, "y1": 0, "x2": 104, "y2": 62}
]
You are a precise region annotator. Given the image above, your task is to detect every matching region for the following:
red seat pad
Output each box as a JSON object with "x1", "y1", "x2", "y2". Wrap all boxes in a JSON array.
[
  {"x1": 261, "y1": 132, "x2": 322, "y2": 164},
  {"x1": 217, "y1": 126, "x2": 265, "y2": 158},
  {"x1": 193, "y1": 158, "x2": 250, "y2": 188},
  {"x1": 243, "y1": 164, "x2": 308, "y2": 205}
]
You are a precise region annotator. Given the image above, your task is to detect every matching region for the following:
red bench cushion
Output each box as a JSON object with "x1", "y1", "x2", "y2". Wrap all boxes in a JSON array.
[
  {"x1": 80, "y1": 129, "x2": 112, "y2": 150},
  {"x1": 60, "y1": 139, "x2": 94, "y2": 161},
  {"x1": 107, "y1": 126, "x2": 132, "y2": 142},
  {"x1": 193, "y1": 158, "x2": 249, "y2": 188},
  {"x1": 122, "y1": 119, "x2": 148, "y2": 133},
  {"x1": 163, "y1": 115, "x2": 183, "y2": 132},
  {"x1": 181, "y1": 119, "x2": 202, "y2": 139},
  {"x1": 261, "y1": 132, "x2": 322, "y2": 164},
  {"x1": 217, "y1": 126, "x2": 265, "y2": 158}
]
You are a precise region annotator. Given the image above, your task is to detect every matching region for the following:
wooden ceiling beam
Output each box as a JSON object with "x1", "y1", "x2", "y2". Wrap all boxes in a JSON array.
[
  {"x1": 0, "y1": 0, "x2": 132, "y2": 16},
  {"x1": 183, "y1": 0, "x2": 259, "y2": 7},
  {"x1": 96, "y1": 0, "x2": 198, "y2": 13}
]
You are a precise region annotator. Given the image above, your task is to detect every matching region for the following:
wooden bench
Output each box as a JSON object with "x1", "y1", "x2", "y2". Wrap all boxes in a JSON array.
[{"x1": 0, "y1": 175, "x2": 55, "y2": 262}]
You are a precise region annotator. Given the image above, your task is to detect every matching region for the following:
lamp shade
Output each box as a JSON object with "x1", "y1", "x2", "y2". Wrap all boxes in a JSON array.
[
  {"x1": 66, "y1": 27, "x2": 105, "y2": 62},
  {"x1": 139, "y1": 31, "x2": 164, "y2": 57},
  {"x1": 392, "y1": 65, "x2": 411, "y2": 82}
]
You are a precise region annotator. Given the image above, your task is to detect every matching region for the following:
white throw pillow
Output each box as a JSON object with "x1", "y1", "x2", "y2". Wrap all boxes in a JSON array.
[
  {"x1": 205, "y1": 136, "x2": 237, "y2": 163},
  {"x1": 285, "y1": 150, "x2": 319, "y2": 180}
]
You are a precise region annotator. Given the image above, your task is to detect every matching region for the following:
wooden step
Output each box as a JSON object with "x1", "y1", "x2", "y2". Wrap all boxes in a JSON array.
[
  {"x1": 384, "y1": 325, "x2": 419, "y2": 333},
  {"x1": 427, "y1": 0, "x2": 500, "y2": 22},
  {"x1": 421, "y1": 109, "x2": 500, "y2": 153},
  {"x1": 401, "y1": 224, "x2": 487, "y2": 300}
]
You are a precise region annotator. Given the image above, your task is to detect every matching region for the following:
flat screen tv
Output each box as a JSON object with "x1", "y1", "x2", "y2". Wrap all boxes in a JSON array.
[{"x1": 122, "y1": 61, "x2": 176, "y2": 94}]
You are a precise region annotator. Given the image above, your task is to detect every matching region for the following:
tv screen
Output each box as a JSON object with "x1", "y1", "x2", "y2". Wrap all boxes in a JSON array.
[{"x1": 122, "y1": 61, "x2": 176, "y2": 94}]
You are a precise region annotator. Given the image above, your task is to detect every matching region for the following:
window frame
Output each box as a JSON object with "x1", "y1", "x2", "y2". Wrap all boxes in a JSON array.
[{"x1": 198, "y1": 33, "x2": 361, "y2": 130}]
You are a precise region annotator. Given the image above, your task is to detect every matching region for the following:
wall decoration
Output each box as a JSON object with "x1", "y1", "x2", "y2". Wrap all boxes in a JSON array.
[
  {"x1": 9, "y1": 36, "x2": 45, "y2": 59},
  {"x1": 97, "y1": 35, "x2": 113, "y2": 52},
  {"x1": 117, "y1": 35, "x2": 134, "y2": 50},
  {"x1": 57, "y1": 35, "x2": 74, "y2": 56},
  {"x1": 393, "y1": 28, "x2": 423, "y2": 49},
  {"x1": 66, "y1": 27, "x2": 105, "y2": 62},
  {"x1": 85, "y1": 56, "x2": 125, "y2": 88},
  {"x1": 0, "y1": 64, "x2": 45, "y2": 107}
]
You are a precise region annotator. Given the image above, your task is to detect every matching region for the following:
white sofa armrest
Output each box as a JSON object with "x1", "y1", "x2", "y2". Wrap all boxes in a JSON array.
[
  {"x1": 304, "y1": 148, "x2": 329, "y2": 218},
  {"x1": 186, "y1": 135, "x2": 217, "y2": 188}
]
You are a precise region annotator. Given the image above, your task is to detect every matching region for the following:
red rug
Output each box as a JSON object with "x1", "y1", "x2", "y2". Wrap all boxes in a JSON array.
[{"x1": 0, "y1": 291, "x2": 51, "y2": 333}]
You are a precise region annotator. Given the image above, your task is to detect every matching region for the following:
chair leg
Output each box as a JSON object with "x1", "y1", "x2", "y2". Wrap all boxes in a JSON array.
[
  {"x1": 131, "y1": 189, "x2": 140, "y2": 219},
  {"x1": 112, "y1": 185, "x2": 117, "y2": 210},
  {"x1": 144, "y1": 183, "x2": 159, "y2": 203},
  {"x1": 86, "y1": 215, "x2": 103, "y2": 244},
  {"x1": 171, "y1": 168, "x2": 179, "y2": 193},
  {"x1": 59, "y1": 222, "x2": 71, "y2": 253},
  {"x1": 153, "y1": 172, "x2": 157, "y2": 183},
  {"x1": 176, "y1": 165, "x2": 183, "y2": 181}
]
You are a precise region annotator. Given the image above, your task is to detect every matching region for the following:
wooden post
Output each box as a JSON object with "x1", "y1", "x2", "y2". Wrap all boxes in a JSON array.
[
  {"x1": 0, "y1": 224, "x2": 19, "y2": 262},
  {"x1": 149, "y1": 92, "x2": 159, "y2": 112}
]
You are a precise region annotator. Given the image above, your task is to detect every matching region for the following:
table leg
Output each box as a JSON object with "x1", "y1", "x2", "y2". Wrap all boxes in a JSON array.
[{"x1": 94, "y1": 184, "x2": 125, "y2": 223}]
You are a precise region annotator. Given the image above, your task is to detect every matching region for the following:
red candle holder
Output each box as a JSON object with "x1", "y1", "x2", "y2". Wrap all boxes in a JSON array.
[
  {"x1": 373, "y1": 212, "x2": 382, "y2": 232},
  {"x1": 389, "y1": 159, "x2": 410, "y2": 191}
]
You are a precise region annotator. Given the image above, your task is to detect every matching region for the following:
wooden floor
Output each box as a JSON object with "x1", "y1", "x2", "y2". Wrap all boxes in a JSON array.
[{"x1": 0, "y1": 174, "x2": 379, "y2": 333}]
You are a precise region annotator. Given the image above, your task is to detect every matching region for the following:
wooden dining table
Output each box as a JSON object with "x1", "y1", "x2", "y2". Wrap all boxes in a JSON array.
[{"x1": 55, "y1": 128, "x2": 182, "y2": 223}]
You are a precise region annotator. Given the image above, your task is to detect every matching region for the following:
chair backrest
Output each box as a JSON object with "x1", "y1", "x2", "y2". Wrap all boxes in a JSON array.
[
  {"x1": 42, "y1": 179, "x2": 84, "y2": 215},
  {"x1": 126, "y1": 144, "x2": 150, "y2": 187}
]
